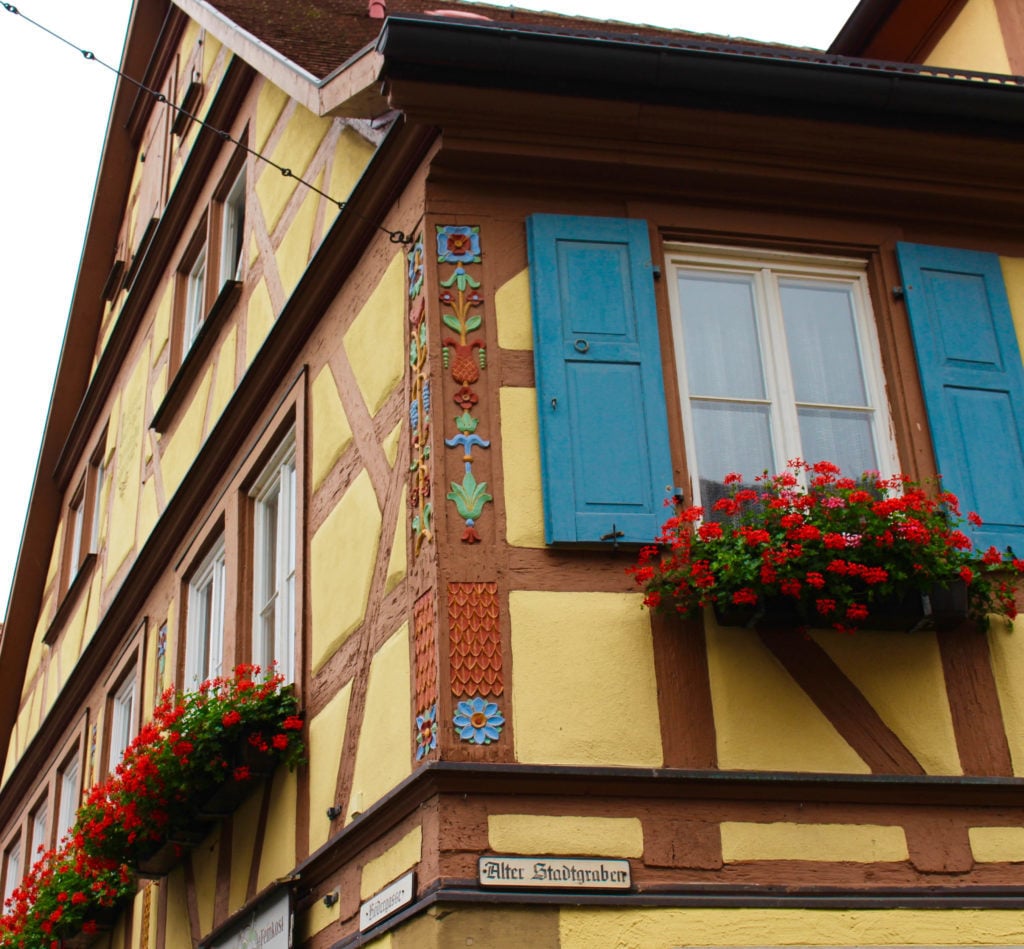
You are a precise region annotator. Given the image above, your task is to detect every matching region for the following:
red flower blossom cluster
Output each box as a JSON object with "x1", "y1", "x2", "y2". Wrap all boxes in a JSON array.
[
  {"x1": 0, "y1": 838, "x2": 132, "y2": 946},
  {"x1": 0, "y1": 667, "x2": 307, "y2": 945},
  {"x1": 76, "y1": 666, "x2": 304, "y2": 867},
  {"x1": 630, "y1": 460, "x2": 1024, "y2": 633}
]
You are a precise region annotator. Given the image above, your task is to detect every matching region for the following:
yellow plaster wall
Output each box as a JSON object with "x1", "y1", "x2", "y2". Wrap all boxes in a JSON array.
[
  {"x1": 488, "y1": 815, "x2": 643, "y2": 858},
  {"x1": 987, "y1": 616, "x2": 1024, "y2": 775},
  {"x1": 970, "y1": 826, "x2": 1024, "y2": 862},
  {"x1": 192, "y1": 827, "x2": 221, "y2": 935},
  {"x1": 347, "y1": 624, "x2": 412, "y2": 823},
  {"x1": 229, "y1": 789, "x2": 262, "y2": 914},
  {"x1": 925, "y1": 0, "x2": 1011, "y2": 73},
  {"x1": 157, "y1": 366, "x2": 213, "y2": 499},
  {"x1": 276, "y1": 176, "x2": 321, "y2": 297},
  {"x1": 706, "y1": 618, "x2": 870, "y2": 773},
  {"x1": 164, "y1": 868, "x2": 191, "y2": 949},
  {"x1": 360, "y1": 826, "x2": 422, "y2": 899},
  {"x1": 254, "y1": 80, "x2": 289, "y2": 153},
  {"x1": 308, "y1": 681, "x2": 352, "y2": 852},
  {"x1": 58, "y1": 594, "x2": 90, "y2": 687},
  {"x1": 382, "y1": 421, "x2": 402, "y2": 468},
  {"x1": 811, "y1": 628, "x2": 960, "y2": 774},
  {"x1": 201, "y1": 34, "x2": 223, "y2": 84},
  {"x1": 559, "y1": 907, "x2": 1024, "y2": 947},
  {"x1": 246, "y1": 277, "x2": 275, "y2": 367},
  {"x1": 499, "y1": 387, "x2": 545, "y2": 548},
  {"x1": 1001, "y1": 256, "x2": 1024, "y2": 360},
  {"x1": 495, "y1": 268, "x2": 533, "y2": 350},
  {"x1": 23, "y1": 609, "x2": 49, "y2": 699},
  {"x1": 509, "y1": 592, "x2": 662, "y2": 767},
  {"x1": 258, "y1": 768, "x2": 298, "y2": 891},
  {"x1": 81, "y1": 572, "x2": 103, "y2": 655},
  {"x1": 151, "y1": 284, "x2": 172, "y2": 365},
  {"x1": 177, "y1": 21, "x2": 200, "y2": 77},
  {"x1": 106, "y1": 344, "x2": 150, "y2": 578},
  {"x1": 297, "y1": 895, "x2": 340, "y2": 943},
  {"x1": 310, "y1": 469, "x2": 382, "y2": 672},
  {"x1": 384, "y1": 489, "x2": 407, "y2": 595},
  {"x1": 44, "y1": 520, "x2": 63, "y2": 590},
  {"x1": 208, "y1": 327, "x2": 238, "y2": 428},
  {"x1": 721, "y1": 821, "x2": 908, "y2": 863},
  {"x1": 310, "y1": 365, "x2": 354, "y2": 493},
  {"x1": 137, "y1": 478, "x2": 159, "y2": 550},
  {"x1": 320, "y1": 127, "x2": 376, "y2": 239},
  {"x1": 256, "y1": 105, "x2": 329, "y2": 233},
  {"x1": 344, "y1": 252, "x2": 406, "y2": 417}
]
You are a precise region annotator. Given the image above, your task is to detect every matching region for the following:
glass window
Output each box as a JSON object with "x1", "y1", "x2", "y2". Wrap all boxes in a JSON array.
[
  {"x1": 108, "y1": 670, "x2": 137, "y2": 771},
  {"x1": 57, "y1": 754, "x2": 80, "y2": 844},
  {"x1": 220, "y1": 169, "x2": 246, "y2": 286},
  {"x1": 186, "y1": 537, "x2": 227, "y2": 686},
  {"x1": 3, "y1": 839, "x2": 20, "y2": 904},
  {"x1": 89, "y1": 452, "x2": 105, "y2": 552},
  {"x1": 184, "y1": 245, "x2": 208, "y2": 349},
  {"x1": 29, "y1": 800, "x2": 48, "y2": 861},
  {"x1": 251, "y1": 433, "x2": 297, "y2": 682},
  {"x1": 667, "y1": 246, "x2": 898, "y2": 508}
]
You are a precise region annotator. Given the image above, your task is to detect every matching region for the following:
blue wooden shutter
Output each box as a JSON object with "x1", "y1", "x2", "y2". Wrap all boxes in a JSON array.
[
  {"x1": 526, "y1": 214, "x2": 674, "y2": 544},
  {"x1": 896, "y1": 242, "x2": 1024, "y2": 553}
]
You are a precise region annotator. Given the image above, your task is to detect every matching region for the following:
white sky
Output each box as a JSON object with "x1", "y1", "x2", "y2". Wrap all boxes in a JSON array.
[{"x1": 0, "y1": 0, "x2": 859, "y2": 614}]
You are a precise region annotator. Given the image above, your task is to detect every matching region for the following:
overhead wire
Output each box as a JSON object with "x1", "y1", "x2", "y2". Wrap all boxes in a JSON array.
[{"x1": 0, "y1": 2, "x2": 414, "y2": 244}]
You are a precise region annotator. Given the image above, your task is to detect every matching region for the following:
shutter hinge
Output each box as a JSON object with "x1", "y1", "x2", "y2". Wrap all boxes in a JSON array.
[
  {"x1": 651, "y1": 265, "x2": 662, "y2": 279},
  {"x1": 892, "y1": 286, "x2": 905, "y2": 300}
]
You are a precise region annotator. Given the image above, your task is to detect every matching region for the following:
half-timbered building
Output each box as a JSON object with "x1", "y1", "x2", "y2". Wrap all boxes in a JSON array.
[{"x1": 3, "y1": 0, "x2": 1024, "y2": 945}]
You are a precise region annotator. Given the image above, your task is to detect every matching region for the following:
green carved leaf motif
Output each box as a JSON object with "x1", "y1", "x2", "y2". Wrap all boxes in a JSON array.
[{"x1": 447, "y1": 471, "x2": 492, "y2": 520}]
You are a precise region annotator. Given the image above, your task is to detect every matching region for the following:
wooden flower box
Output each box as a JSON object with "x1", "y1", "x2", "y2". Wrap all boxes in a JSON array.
[{"x1": 713, "y1": 581, "x2": 968, "y2": 633}]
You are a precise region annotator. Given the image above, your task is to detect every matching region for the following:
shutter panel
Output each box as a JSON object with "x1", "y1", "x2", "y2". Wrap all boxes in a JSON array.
[
  {"x1": 896, "y1": 242, "x2": 1024, "y2": 554},
  {"x1": 527, "y1": 214, "x2": 673, "y2": 544}
]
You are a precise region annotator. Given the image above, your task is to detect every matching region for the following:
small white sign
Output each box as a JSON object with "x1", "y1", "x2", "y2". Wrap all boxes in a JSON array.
[
  {"x1": 478, "y1": 856, "x2": 631, "y2": 890},
  {"x1": 359, "y1": 871, "x2": 415, "y2": 931},
  {"x1": 209, "y1": 887, "x2": 290, "y2": 949}
]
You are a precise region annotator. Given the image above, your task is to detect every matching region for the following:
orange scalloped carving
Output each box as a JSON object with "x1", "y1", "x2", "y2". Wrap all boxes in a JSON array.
[
  {"x1": 448, "y1": 581, "x2": 503, "y2": 696},
  {"x1": 413, "y1": 590, "x2": 438, "y2": 710}
]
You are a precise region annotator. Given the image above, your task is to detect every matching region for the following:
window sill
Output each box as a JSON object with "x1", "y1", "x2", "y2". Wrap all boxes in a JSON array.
[
  {"x1": 151, "y1": 279, "x2": 241, "y2": 433},
  {"x1": 44, "y1": 552, "x2": 97, "y2": 646}
]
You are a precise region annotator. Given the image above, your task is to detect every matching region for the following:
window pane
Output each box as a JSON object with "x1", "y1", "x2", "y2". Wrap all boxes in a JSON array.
[
  {"x1": 781, "y1": 280, "x2": 868, "y2": 407},
  {"x1": 90, "y1": 460, "x2": 105, "y2": 550},
  {"x1": 109, "y1": 673, "x2": 136, "y2": 770},
  {"x1": 221, "y1": 171, "x2": 246, "y2": 285},
  {"x1": 261, "y1": 490, "x2": 279, "y2": 601},
  {"x1": 691, "y1": 400, "x2": 774, "y2": 500},
  {"x1": 31, "y1": 804, "x2": 47, "y2": 860},
  {"x1": 185, "y1": 248, "x2": 207, "y2": 345},
  {"x1": 678, "y1": 272, "x2": 766, "y2": 400},
  {"x1": 4, "y1": 842, "x2": 20, "y2": 903},
  {"x1": 69, "y1": 502, "x2": 84, "y2": 575},
  {"x1": 797, "y1": 408, "x2": 878, "y2": 476},
  {"x1": 58, "y1": 758, "x2": 79, "y2": 843}
]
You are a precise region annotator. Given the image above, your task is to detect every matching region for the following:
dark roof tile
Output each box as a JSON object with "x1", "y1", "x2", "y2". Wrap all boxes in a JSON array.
[{"x1": 205, "y1": 0, "x2": 704, "y2": 78}]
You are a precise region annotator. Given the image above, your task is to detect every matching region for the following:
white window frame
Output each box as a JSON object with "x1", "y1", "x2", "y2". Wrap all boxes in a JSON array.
[
  {"x1": 108, "y1": 670, "x2": 137, "y2": 771},
  {"x1": 68, "y1": 484, "x2": 85, "y2": 579},
  {"x1": 665, "y1": 244, "x2": 899, "y2": 505},
  {"x1": 3, "y1": 839, "x2": 20, "y2": 904},
  {"x1": 29, "y1": 799, "x2": 48, "y2": 860},
  {"x1": 186, "y1": 537, "x2": 227, "y2": 687},
  {"x1": 184, "y1": 245, "x2": 208, "y2": 349},
  {"x1": 89, "y1": 454, "x2": 105, "y2": 553},
  {"x1": 57, "y1": 754, "x2": 80, "y2": 844},
  {"x1": 219, "y1": 169, "x2": 246, "y2": 286},
  {"x1": 251, "y1": 432, "x2": 297, "y2": 682}
]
